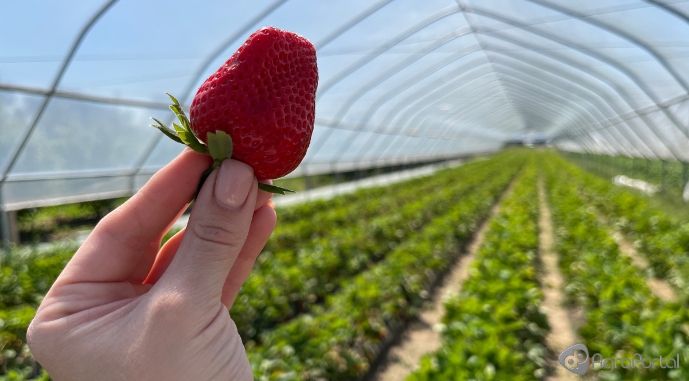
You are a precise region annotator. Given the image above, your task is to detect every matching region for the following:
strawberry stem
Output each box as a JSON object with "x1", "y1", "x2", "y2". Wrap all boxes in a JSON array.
[{"x1": 257, "y1": 183, "x2": 296, "y2": 195}]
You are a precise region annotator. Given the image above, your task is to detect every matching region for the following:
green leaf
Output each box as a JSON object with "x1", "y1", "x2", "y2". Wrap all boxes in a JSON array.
[
  {"x1": 169, "y1": 104, "x2": 184, "y2": 118},
  {"x1": 152, "y1": 92, "x2": 207, "y2": 154},
  {"x1": 207, "y1": 131, "x2": 234, "y2": 162},
  {"x1": 176, "y1": 128, "x2": 193, "y2": 145},
  {"x1": 173, "y1": 123, "x2": 185, "y2": 134},
  {"x1": 151, "y1": 117, "x2": 168, "y2": 129},
  {"x1": 176, "y1": 113, "x2": 191, "y2": 130},
  {"x1": 154, "y1": 125, "x2": 184, "y2": 144},
  {"x1": 178, "y1": 129, "x2": 208, "y2": 154},
  {"x1": 166, "y1": 92, "x2": 180, "y2": 106},
  {"x1": 166, "y1": 95, "x2": 191, "y2": 130},
  {"x1": 258, "y1": 183, "x2": 296, "y2": 195},
  {"x1": 150, "y1": 118, "x2": 183, "y2": 144}
]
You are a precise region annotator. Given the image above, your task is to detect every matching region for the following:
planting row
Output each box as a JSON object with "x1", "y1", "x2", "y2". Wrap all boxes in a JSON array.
[
  {"x1": 247, "y1": 158, "x2": 523, "y2": 380},
  {"x1": 561, "y1": 152, "x2": 688, "y2": 203},
  {"x1": 233, "y1": 156, "x2": 517, "y2": 340},
  {"x1": 0, "y1": 153, "x2": 514, "y2": 379},
  {"x1": 559, "y1": 154, "x2": 689, "y2": 300},
  {"x1": 163, "y1": 159, "x2": 499, "y2": 250},
  {"x1": 408, "y1": 163, "x2": 549, "y2": 380},
  {"x1": 544, "y1": 156, "x2": 689, "y2": 380},
  {"x1": 264, "y1": 157, "x2": 501, "y2": 253}
]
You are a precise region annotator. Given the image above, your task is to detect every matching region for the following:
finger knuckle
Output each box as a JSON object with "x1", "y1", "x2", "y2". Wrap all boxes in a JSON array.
[{"x1": 191, "y1": 221, "x2": 244, "y2": 251}]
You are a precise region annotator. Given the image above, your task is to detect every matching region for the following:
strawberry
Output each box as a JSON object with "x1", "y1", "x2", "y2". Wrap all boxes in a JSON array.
[{"x1": 152, "y1": 26, "x2": 318, "y2": 195}]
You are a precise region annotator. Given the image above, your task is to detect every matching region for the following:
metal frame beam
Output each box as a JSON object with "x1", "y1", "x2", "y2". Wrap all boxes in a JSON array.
[
  {"x1": 1, "y1": 0, "x2": 118, "y2": 247},
  {"x1": 478, "y1": 31, "x2": 669, "y2": 158},
  {"x1": 525, "y1": 0, "x2": 689, "y2": 94},
  {"x1": 421, "y1": 75, "x2": 632, "y2": 156},
  {"x1": 305, "y1": 28, "x2": 475, "y2": 160},
  {"x1": 644, "y1": 0, "x2": 689, "y2": 24},
  {"x1": 316, "y1": 6, "x2": 461, "y2": 98},
  {"x1": 484, "y1": 51, "x2": 669, "y2": 159},
  {"x1": 466, "y1": 5, "x2": 689, "y2": 155},
  {"x1": 306, "y1": 6, "x2": 466, "y2": 161},
  {"x1": 344, "y1": 49, "x2": 487, "y2": 161}
]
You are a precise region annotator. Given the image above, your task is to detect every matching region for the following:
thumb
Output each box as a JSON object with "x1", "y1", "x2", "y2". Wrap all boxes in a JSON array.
[{"x1": 155, "y1": 159, "x2": 258, "y2": 304}]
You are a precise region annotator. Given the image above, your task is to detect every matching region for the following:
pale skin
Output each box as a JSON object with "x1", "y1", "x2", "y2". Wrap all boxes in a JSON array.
[{"x1": 27, "y1": 148, "x2": 277, "y2": 380}]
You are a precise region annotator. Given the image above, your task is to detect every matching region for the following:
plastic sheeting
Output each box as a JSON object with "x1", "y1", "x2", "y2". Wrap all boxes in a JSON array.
[{"x1": 1, "y1": 0, "x2": 688, "y2": 210}]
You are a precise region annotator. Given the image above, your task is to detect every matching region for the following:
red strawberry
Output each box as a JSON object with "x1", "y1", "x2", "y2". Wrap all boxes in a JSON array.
[
  {"x1": 190, "y1": 26, "x2": 318, "y2": 180},
  {"x1": 152, "y1": 27, "x2": 318, "y2": 195}
]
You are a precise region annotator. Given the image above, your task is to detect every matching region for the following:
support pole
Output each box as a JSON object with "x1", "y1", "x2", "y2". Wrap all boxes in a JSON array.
[
  {"x1": 1, "y1": 188, "x2": 11, "y2": 248},
  {"x1": 1, "y1": 208, "x2": 19, "y2": 248},
  {"x1": 1, "y1": 208, "x2": 11, "y2": 249}
]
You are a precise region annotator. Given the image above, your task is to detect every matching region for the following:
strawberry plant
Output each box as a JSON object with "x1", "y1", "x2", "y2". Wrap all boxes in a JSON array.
[
  {"x1": 543, "y1": 156, "x2": 689, "y2": 380},
  {"x1": 0, "y1": 245, "x2": 76, "y2": 378},
  {"x1": 0, "y1": 153, "x2": 520, "y2": 379},
  {"x1": 562, "y1": 152, "x2": 687, "y2": 203},
  {"x1": 233, "y1": 158, "x2": 514, "y2": 341},
  {"x1": 247, "y1": 159, "x2": 522, "y2": 380},
  {"x1": 557, "y1": 154, "x2": 689, "y2": 299},
  {"x1": 409, "y1": 164, "x2": 549, "y2": 381}
]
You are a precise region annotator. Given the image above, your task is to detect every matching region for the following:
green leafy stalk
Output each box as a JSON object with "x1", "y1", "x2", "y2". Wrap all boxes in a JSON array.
[
  {"x1": 194, "y1": 131, "x2": 234, "y2": 200},
  {"x1": 152, "y1": 93, "x2": 295, "y2": 197},
  {"x1": 257, "y1": 183, "x2": 296, "y2": 195}
]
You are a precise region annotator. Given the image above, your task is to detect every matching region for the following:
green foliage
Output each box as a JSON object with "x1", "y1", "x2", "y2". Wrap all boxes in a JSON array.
[
  {"x1": 17, "y1": 198, "x2": 128, "y2": 242},
  {"x1": 247, "y1": 156, "x2": 523, "y2": 380},
  {"x1": 233, "y1": 156, "x2": 520, "y2": 341},
  {"x1": 7, "y1": 149, "x2": 689, "y2": 381},
  {"x1": 153, "y1": 93, "x2": 208, "y2": 155},
  {"x1": 561, "y1": 155, "x2": 689, "y2": 295},
  {"x1": 272, "y1": 173, "x2": 335, "y2": 192},
  {"x1": 408, "y1": 164, "x2": 549, "y2": 381},
  {"x1": 0, "y1": 151, "x2": 514, "y2": 381},
  {"x1": 562, "y1": 152, "x2": 689, "y2": 210},
  {"x1": 161, "y1": 228, "x2": 181, "y2": 247},
  {"x1": 544, "y1": 154, "x2": 689, "y2": 380},
  {"x1": 0, "y1": 245, "x2": 76, "y2": 377}
]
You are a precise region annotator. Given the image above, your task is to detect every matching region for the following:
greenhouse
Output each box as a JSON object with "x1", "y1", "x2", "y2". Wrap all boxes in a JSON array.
[{"x1": 1, "y1": 0, "x2": 689, "y2": 380}]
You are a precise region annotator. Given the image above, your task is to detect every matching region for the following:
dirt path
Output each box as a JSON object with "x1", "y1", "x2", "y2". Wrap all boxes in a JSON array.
[
  {"x1": 370, "y1": 177, "x2": 518, "y2": 381},
  {"x1": 538, "y1": 180, "x2": 580, "y2": 381},
  {"x1": 611, "y1": 231, "x2": 677, "y2": 302},
  {"x1": 588, "y1": 202, "x2": 677, "y2": 302}
]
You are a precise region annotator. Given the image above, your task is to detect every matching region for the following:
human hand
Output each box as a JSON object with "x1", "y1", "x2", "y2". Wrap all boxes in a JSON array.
[{"x1": 27, "y1": 148, "x2": 277, "y2": 381}]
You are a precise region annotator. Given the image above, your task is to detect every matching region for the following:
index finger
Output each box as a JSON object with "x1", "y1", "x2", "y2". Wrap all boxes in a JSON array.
[{"x1": 58, "y1": 148, "x2": 212, "y2": 285}]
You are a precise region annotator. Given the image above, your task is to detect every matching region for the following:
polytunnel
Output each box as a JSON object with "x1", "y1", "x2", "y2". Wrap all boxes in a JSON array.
[{"x1": 2, "y1": 0, "x2": 689, "y2": 244}]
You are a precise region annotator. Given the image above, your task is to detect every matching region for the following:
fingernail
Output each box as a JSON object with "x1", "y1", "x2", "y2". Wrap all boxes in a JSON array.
[{"x1": 215, "y1": 160, "x2": 254, "y2": 209}]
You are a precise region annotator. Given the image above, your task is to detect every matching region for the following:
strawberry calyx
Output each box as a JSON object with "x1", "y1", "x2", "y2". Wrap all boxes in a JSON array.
[{"x1": 151, "y1": 93, "x2": 296, "y2": 198}]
